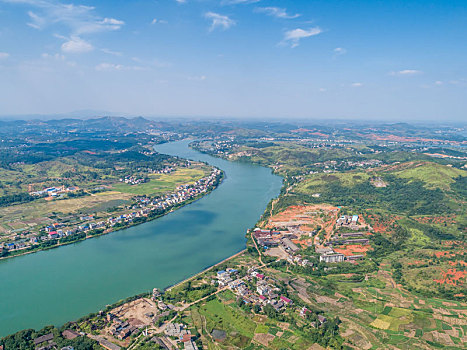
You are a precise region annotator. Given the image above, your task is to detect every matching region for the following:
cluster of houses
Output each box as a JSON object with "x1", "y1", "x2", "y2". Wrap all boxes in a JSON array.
[
  {"x1": 316, "y1": 247, "x2": 346, "y2": 263},
  {"x1": 312, "y1": 159, "x2": 383, "y2": 172},
  {"x1": 346, "y1": 159, "x2": 382, "y2": 168},
  {"x1": 119, "y1": 175, "x2": 148, "y2": 185},
  {"x1": 336, "y1": 214, "x2": 359, "y2": 227},
  {"x1": 107, "y1": 313, "x2": 140, "y2": 340},
  {"x1": 214, "y1": 268, "x2": 294, "y2": 312},
  {"x1": 1, "y1": 168, "x2": 222, "y2": 255},
  {"x1": 192, "y1": 140, "x2": 238, "y2": 157},
  {"x1": 253, "y1": 228, "x2": 303, "y2": 254},
  {"x1": 152, "y1": 166, "x2": 175, "y2": 174},
  {"x1": 164, "y1": 323, "x2": 198, "y2": 350},
  {"x1": 252, "y1": 228, "x2": 313, "y2": 267},
  {"x1": 316, "y1": 246, "x2": 364, "y2": 263},
  {"x1": 29, "y1": 185, "x2": 79, "y2": 198},
  {"x1": 299, "y1": 307, "x2": 327, "y2": 326},
  {"x1": 30, "y1": 331, "x2": 78, "y2": 350},
  {"x1": 252, "y1": 222, "x2": 368, "y2": 267}
]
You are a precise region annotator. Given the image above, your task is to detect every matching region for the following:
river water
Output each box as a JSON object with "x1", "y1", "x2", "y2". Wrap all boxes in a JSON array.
[{"x1": 0, "y1": 140, "x2": 282, "y2": 337}]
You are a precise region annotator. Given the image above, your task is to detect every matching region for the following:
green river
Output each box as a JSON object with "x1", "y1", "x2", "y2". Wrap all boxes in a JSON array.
[{"x1": 0, "y1": 140, "x2": 282, "y2": 336}]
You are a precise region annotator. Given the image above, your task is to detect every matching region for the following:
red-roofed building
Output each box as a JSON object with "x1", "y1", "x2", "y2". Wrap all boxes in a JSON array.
[
  {"x1": 181, "y1": 334, "x2": 193, "y2": 343},
  {"x1": 49, "y1": 231, "x2": 59, "y2": 239},
  {"x1": 280, "y1": 296, "x2": 293, "y2": 305}
]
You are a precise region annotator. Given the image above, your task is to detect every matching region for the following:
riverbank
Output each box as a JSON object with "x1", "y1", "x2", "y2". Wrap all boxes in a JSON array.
[
  {"x1": 166, "y1": 248, "x2": 247, "y2": 292},
  {"x1": 0, "y1": 170, "x2": 224, "y2": 262},
  {"x1": 0, "y1": 139, "x2": 282, "y2": 337}
]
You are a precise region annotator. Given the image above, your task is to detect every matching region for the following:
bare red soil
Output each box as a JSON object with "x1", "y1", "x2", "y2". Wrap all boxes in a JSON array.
[
  {"x1": 434, "y1": 268, "x2": 466, "y2": 286},
  {"x1": 334, "y1": 244, "x2": 371, "y2": 256},
  {"x1": 365, "y1": 213, "x2": 401, "y2": 234}
]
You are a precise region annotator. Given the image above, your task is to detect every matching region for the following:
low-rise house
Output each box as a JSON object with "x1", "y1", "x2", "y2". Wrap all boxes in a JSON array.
[
  {"x1": 34, "y1": 333, "x2": 54, "y2": 346},
  {"x1": 318, "y1": 315, "x2": 327, "y2": 324},
  {"x1": 62, "y1": 329, "x2": 80, "y2": 340},
  {"x1": 184, "y1": 339, "x2": 199, "y2": 350},
  {"x1": 228, "y1": 279, "x2": 244, "y2": 290},
  {"x1": 165, "y1": 323, "x2": 190, "y2": 339},
  {"x1": 269, "y1": 299, "x2": 284, "y2": 311},
  {"x1": 97, "y1": 338, "x2": 121, "y2": 350},
  {"x1": 346, "y1": 254, "x2": 364, "y2": 261},
  {"x1": 48, "y1": 231, "x2": 60, "y2": 239},
  {"x1": 281, "y1": 238, "x2": 300, "y2": 253},
  {"x1": 300, "y1": 306, "x2": 311, "y2": 317},
  {"x1": 320, "y1": 253, "x2": 345, "y2": 263},
  {"x1": 257, "y1": 284, "x2": 269, "y2": 296},
  {"x1": 256, "y1": 273, "x2": 265, "y2": 280},
  {"x1": 316, "y1": 247, "x2": 334, "y2": 254},
  {"x1": 351, "y1": 215, "x2": 359, "y2": 224}
]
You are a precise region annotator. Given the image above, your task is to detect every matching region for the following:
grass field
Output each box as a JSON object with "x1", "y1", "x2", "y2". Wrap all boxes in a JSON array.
[
  {"x1": 112, "y1": 167, "x2": 209, "y2": 196},
  {"x1": 394, "y1": 161, "x2": 466, "y2": 190},
  {"x1": 198, "y1": 298, "x2": 256, "y2": 338},
  {"x1": 0, "y1": 159, "x2": 97, "y2": 196},
  {"x1": 0, "y1": 191, "x2": 133, "y2": 224}
]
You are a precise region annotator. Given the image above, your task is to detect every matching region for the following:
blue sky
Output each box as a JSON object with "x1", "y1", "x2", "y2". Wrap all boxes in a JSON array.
[{"x1": 0, "y1": 0, "x2": 466, "y2": 121}]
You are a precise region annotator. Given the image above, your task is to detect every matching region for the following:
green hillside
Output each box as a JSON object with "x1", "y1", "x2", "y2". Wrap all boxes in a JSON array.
[{"x1": 394, "y1": 161, "x2": 466, "y2": 190}]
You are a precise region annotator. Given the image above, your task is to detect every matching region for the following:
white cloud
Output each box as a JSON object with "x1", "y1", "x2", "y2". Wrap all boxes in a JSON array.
[
  {"x1": 175, "y1": 0, "x2": 186, "y2": 3},
  {"x1": 282, "y1": 27, "x2": 322, "y2": 48},
  {"x1": 390, "y1": 69, "x2": 422, "y2": 76},
  {"x1": 74, "y1": 17, "x2": 124, "y2": 35},
  {"x1": 3, "y1": 0, "x2": 124, "y2": 35},
  {"x1": 151, "y1": 18, "x2": 168, "y2": 25},
  {"x1": 61, "y1": 36, "x2": 93, "y2": 53},
  {"x1": 95, "y1": 62, "x2": 145, "y2": 71},
  {"x1": 27, "y1": 10, "x2": 46, "y2": 29},
  {"x1": 95, "y1": 62, "x2": 123, "y2": 71},
  {"x1": 255, "y1": 7, "x2": 300, "y2": 19},
  {"x1": 41, "y1": 52, "x2": 65, "y2": 60},
  {"x1": 205, "y1": 12, "x2": 236, "y2": 31},
  {"x1": 101, "y1": 48, "x2": 122, "y2": 56},
  {"x1": 333, "y1": 47, "x2": 346, "y2": 55},
  {"x1": 0, "y1": 52, "x2": 10, "y2": 59},
  {"x1": 351, "y1": 82, "x2": 363, "y2": 87},
  {"x1": 319, "y1": 88, "x2": 327, "y2": 92},
  {"x1": 434, "y1": 80, "x2": 443, "y2": 85}
]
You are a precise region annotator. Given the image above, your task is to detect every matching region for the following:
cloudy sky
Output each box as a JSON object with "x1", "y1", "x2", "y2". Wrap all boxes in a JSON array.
[{"x1": 0, "y1": 0, "x2": 466, "y2": 121}]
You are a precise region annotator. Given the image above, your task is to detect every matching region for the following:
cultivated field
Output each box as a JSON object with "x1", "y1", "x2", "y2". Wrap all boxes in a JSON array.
[{"x1": 112, "y1": 167, "x2": 210, "y2": 196}]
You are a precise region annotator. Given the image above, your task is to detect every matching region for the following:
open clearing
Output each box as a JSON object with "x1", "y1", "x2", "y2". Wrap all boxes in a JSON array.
[
  {"x1": 0, "y1": 191, "x2": 133, "y2": 228},
  {"x1": 112, "y1": 167, "x2": 209, "y2": 196}
]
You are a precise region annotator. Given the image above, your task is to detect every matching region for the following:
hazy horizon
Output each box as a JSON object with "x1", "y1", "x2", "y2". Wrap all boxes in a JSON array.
[{"x1": 1, "y1": 113, "x2": 466, "y2": 129}]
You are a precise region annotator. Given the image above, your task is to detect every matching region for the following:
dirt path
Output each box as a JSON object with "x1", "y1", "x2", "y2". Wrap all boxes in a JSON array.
[
  {"x1": 380, "y1": 270, "x2": 397, "y2": 289},
  {"x1": 251, "y1": 231, "x2": 266, "y2": 267},
  {"x1": 290, "y1": 278, "x2": 312, "y2": 304},
  {"x1": 269, "y1": 197, "x2": 279, "y2": 218}
]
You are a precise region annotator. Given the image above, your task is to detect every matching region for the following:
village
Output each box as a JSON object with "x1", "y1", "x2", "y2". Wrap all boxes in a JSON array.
[
  {"x1": 42, "y1": 205, "x2": 372, "y2": 350},
  {"x1": 0, "y1": 168, "x2": 222, "y2": 257},
  {"x1": 46, "y1": 257, "x2": 332, "y2": 350},
  {"x1": 253, "y1": 205, "x2": 372, "y2": 267}
]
